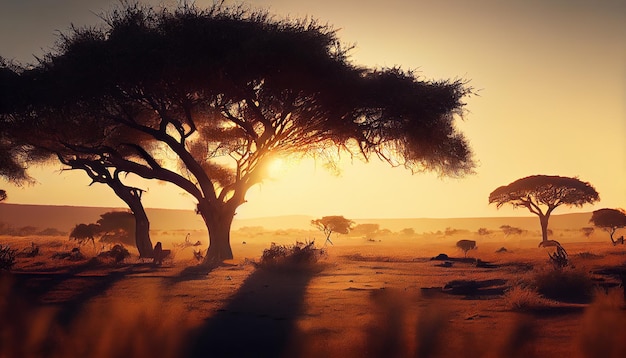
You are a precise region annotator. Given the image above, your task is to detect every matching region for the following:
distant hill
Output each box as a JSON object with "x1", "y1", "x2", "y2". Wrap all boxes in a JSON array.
[{"x1": 0, "y1": 203, "x2": 593, "y2": 234}]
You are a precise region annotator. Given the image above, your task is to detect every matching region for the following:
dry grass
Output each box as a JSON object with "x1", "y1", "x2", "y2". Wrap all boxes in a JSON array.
[{"x1": 503, "y1": 285, "x2": 553, "y2": 311}]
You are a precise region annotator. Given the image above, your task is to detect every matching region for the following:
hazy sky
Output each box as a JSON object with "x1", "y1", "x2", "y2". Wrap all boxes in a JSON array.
[{"x1": 1, "y1": 0, "x2": 624, "y2": 219}]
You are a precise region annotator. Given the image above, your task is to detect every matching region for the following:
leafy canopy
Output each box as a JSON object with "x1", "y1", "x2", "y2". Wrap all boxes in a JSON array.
[
  {"x1": 590, "y1": 208, "x2": 626, "y2": 232},
  {"x1": 489, "y1": 175, "x2": 599, "y2": 215}
]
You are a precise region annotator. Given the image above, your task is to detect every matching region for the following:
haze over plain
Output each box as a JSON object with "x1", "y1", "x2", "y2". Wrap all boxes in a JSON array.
[{"x1": 0, "y1": 0, "x2": 624, "y2": 219}]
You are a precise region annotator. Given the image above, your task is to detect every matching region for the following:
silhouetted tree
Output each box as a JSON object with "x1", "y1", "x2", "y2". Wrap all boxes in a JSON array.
[
  {"x1": 0, "y1": 190, "x2": 6, "y2": 202},
  {"x1": 69, "y1": 223, "x2": 101, "y2": 250},
  {"x1": 500, "y1": 225, "x2": 524, "y2": 237},
  {"x1": 312, "y1": 216, "x2": 354, "y2": 245},
  {"x1": 10, "y1": 3, "x2": 475, "y2": 264},
  {"x1": 456, "y1": 239, "x2": 477, "y2": 258},
  {"x1": 97, "y1": 211, "x2": 136, "y2": 247},
  {"x1": 589, "y1": 208, "x2": 626, "y2": 245},
  {"x1": 476, "y1": 228, "x2": 491, "y2": 236},
  {"x1": 489, "y1": 175, "x2": 599, "y2": 245}
]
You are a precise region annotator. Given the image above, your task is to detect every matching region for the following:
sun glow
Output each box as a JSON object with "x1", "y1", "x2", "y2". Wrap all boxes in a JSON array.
[{"x1": 266, "y1": 158, "x2": 287, "y2": 179}]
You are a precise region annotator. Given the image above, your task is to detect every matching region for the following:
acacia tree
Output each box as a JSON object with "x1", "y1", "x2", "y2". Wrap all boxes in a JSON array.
[
  {"x1": 311, "y1": 216, "x2": 355, "y2": 245},
  {"x1": 489, "y1": 175, "x2": 599, "y2": 245},
  {"x1": 589, "y1": 208, "x2": 626, "y2": 245},
  {"x1": 13, "y1": 3, "x2": 475, "y2": 264}
]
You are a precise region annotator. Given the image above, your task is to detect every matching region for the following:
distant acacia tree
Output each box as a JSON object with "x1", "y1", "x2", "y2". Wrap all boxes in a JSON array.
[
  {"x1": 500, "y1": 225, "x2": 524, "y2": 237},
  {"x1": 477, "y1": 228, "x2": 491, "y2": 236},
  {"x1": 351, "y1": 223, "x2": 380, "y2": 240},
  {"x1": 580, "y1": 226, "x2": 595, "y2": 239},
  {"x1": 97, "y1": 211, "x2": 136, "y2": 247},
  {"x1": 69, "y1": 223, "x2": 102, "y2": 250},
  {"x1": 589, "y1": 208, "x2": 626, "y2": 246},
  {"x1": 70, "y1": 211, "x2": 138, "y2": 252},
  {"x1": 8, "y1": 3, "x2": 475, "y2": 264},
  {"x1": 489, "y1": 175, "x2": 599, "y2": 245},
  {"x1": 456, "y1": 239, "x2": 477, "y2": 258},
  {"x1": 311, "y1": 216, "x2": 354, "y2": 245}
]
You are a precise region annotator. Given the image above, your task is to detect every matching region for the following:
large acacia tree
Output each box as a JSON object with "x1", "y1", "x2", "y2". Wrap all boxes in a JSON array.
[
  {"x1": 14, "y1": 3, "x2": 475, "y2": 264},
  {"x1": 489, "y1": 175, "x2": 599, "y2": 244}
]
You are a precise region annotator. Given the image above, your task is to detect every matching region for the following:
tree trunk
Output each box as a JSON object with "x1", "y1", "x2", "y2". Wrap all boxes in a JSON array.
[
  {"x1": 539, "y1": 214, "x2": 550, "y2": 243},
  {"x1": 109, "y1": 181, "x2": 154, "y2": 258},
  {"x1": 133, "y1": 206, "x2": 154, "y2": 258},
  {"x1": 197, "y1": 201, "x2": 235, "y2": 265}
]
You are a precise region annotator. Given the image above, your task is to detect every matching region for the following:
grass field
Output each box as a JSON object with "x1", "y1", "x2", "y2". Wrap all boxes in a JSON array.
[{"x1": 1, "y1": 223, "x2": 626, "y2": 357}]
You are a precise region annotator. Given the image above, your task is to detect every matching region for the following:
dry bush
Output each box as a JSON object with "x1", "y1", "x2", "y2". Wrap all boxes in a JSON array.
[
  {"x1": 503, "y1": 285, "x2": 552, "y2": 311},
  {"x1": 258, "y1": 240, "x2": 326, "y2": 270},
  {"x1": 96, "y1": 244, "x2": 130, "y2": 264},
  {"x1": 0, "y1": 244, "x2": 17, "y2": 271},
  {"x1": 533, "y1": 266, "x2": 595, "y2": 303}
]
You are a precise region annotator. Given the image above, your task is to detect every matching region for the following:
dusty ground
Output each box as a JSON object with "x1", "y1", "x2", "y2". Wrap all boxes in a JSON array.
[{"x1": 2, "y1": 231, "x2": 626, "y2": 357}]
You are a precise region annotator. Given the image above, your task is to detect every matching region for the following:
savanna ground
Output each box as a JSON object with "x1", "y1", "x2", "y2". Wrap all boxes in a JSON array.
[{"x1": 2, "y1": 226, "x2": 626, "y2": 357}]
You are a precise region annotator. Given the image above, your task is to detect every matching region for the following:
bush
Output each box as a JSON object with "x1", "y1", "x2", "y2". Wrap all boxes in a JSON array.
[
  {"x1": 52, "y1": 247, "x2": 86, "y2": 261},
  {"x1": 0, "y1": 245, "x2": 17, "y2": 271},
  {"x1": 533, "y1": 267, "x2": 595, "y2": 303},
  {"x1": 98, "y1": 244, "x2": 130, "y2": 264},
  {"x1": 503, "y1": 286, "x2": 551, "y2": 311},
  {"x1": 259, "y1": 241, "x2": 326, "y2": 269}
]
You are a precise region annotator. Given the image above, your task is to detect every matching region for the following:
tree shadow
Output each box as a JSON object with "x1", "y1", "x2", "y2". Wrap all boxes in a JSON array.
[
  {"x1": 6, "y1": 261, "x2": 152, "y2": 326},
  {"x1": 186, "y1": 266, "x2": 316, "y2": 358}
]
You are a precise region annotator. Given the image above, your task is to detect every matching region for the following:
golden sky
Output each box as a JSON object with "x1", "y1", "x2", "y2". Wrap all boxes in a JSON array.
[{"x1": 1, "y1": 0, "x2": 624, "y2": 219}]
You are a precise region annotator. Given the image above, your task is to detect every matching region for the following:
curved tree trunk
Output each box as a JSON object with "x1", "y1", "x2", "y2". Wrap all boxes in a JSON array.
[
  {"x1": 110, "y1": 181, "x2": 154, "y2": 258},
  {"x1": 130, "y1": 201, "x2": 154, "y2": 258}
]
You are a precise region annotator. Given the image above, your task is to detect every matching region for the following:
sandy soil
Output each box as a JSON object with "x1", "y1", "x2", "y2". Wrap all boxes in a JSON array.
[{"x1": 2, "y1": 232, "x2": 626, "y2": 357}]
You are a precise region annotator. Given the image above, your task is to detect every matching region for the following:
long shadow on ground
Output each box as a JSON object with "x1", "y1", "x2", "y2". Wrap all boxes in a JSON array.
[
  {"x1": 186, "y1": 266, "x2": 316, "y2": 358},
  {"x1": 5, "y1": 261, "x2": 154, "y2": 326}
]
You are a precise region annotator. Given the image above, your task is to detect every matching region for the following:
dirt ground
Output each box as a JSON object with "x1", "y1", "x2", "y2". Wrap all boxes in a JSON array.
[{"x1": 2, "y1": 231, "x2": 626, "y2": 357}]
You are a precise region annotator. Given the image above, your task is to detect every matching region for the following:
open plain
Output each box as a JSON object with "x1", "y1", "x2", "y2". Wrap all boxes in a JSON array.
[{"x1": 1, "y1": 207, "x2": 626, "y2": 357}]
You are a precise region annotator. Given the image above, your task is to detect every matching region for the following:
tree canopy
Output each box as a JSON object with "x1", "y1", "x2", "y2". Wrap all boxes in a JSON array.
[
  {"x1": 311, "y1": 215, "x2": 355, "y2": 245},
  {"x1": 489, "y1": 175, "x2": 599, "y2": 243},
  {"x1": 589, "y1": 208, "x2": 626, "y2": 245},
  {"x1": 6, "y1": 3, "x2": 475, "y2": 264}
]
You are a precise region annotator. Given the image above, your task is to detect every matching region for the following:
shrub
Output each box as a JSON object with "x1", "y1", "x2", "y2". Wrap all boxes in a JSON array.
[
  {"x1": 0, "y1": 245, "x2": 17, "y2": 271},
  {"x1": 98, "y1": 244, "x2": 130, "y2": 264},
  {"x1": 503, "y1": 286, "x2": 551, "y2": 311},
  {"x1": 533, "y1": 267, "x2": 595, "y2": 303},
  {"x1": 52, "y1": 247, "x2": 86, "y2": 261},
  {"x1": 259, "y1": 241, "x2": 326, "y2": 269}
]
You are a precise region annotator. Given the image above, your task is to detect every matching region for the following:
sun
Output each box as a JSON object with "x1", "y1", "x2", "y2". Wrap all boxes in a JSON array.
[{"x1": 267, "y1": 158, "x2": 287, "y2": 179}]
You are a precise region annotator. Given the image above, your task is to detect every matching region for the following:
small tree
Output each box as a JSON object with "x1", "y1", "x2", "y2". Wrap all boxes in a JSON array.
[
  {"x1": 589, "y1": 208, "x2": 626, "y2": 245},
  {"x1": 489, "y1": 175, "x2": 599, "y2": 245},
  {"x1": 477, "y1": 228, "x2": 491, "y2": 237},
  {"x1": 69, "y1": 223, "x2": 102, "y2": 250},
  {"x1": 97, "y1": 211, "x2": 136, "y2": 247},
  {"x1": 311, "y1": 216, "x2": 354, "y2": 245},
  {"x1": 500, "y1": 225, "x2": 524, "y2": 237},
  {"x1": 456, "y1": 239, "x2": 477, "y2": 258},
  {"x1": 351, "y1": 223, "x2": 380, "y2": 240}
]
